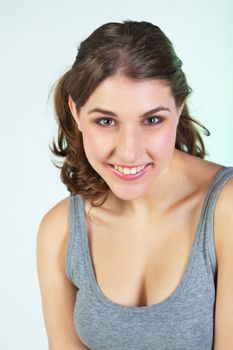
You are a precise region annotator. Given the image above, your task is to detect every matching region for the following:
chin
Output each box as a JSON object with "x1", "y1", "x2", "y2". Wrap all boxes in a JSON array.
[{"x1": 110, "y1": 186, "x2": 147, "y2": 201}]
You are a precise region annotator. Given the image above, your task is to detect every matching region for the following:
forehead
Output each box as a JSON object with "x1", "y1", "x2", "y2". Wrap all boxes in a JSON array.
[{"x1": 85, "y1": 75, "x2": 174, "y2": 106}]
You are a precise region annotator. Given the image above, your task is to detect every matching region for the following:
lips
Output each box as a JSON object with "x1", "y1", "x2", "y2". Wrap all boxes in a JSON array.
[{"x1": 107, "y1": 163, "x2": 151, "y2": 181}]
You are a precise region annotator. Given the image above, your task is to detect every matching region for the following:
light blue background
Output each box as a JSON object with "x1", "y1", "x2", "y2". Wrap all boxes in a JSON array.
[{"x1": 0, "y1": 0, "x2": 232, "y2": 349}]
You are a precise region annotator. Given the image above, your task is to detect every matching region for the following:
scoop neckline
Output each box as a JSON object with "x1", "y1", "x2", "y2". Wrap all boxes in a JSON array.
[{"x1": 78, "y1": 166, "x2": 228, "y2": 313}]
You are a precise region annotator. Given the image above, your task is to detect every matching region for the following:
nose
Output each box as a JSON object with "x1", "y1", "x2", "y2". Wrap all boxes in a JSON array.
[{"x1": 116, "y1": 126, "x2": 143, "y2": 163}]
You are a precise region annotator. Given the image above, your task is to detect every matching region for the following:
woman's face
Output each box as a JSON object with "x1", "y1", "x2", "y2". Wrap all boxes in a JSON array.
[{"x1": 69, "y1": 75, "x2": 184, "y2": 200}]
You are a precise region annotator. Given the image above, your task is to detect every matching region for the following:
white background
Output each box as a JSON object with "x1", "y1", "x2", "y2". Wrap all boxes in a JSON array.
[{"x1": 0, "y1": 0, "x2": 232, "y2": 349}]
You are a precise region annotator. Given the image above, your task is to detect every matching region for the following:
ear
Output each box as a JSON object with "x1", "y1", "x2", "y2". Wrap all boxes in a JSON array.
[{"x1": 68, "y1": 95, "x2": 82, "y2": 132}]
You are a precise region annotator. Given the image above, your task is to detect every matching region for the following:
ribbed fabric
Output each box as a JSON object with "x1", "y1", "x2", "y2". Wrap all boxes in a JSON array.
[{"x1": 66, "y1": 166, "x2": 233, "y2": 350}]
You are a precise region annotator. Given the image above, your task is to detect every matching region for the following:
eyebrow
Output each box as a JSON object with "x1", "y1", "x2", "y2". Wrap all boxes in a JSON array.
[{"x1": 88, "y1": 106, "x2": 171, "y2": 118}]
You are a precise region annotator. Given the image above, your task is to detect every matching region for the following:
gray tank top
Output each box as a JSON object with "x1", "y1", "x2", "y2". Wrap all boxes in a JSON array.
[{"x1": 66, "y1": 166, "x2": 233, "y2": 350}]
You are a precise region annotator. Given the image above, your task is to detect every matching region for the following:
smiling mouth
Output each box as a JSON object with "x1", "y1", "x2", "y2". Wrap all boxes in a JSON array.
[{"x1": 109, "y1": 163, "x2": 151, "y2": 175}]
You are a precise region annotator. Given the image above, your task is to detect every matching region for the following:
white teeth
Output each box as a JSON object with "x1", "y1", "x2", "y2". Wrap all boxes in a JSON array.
[{"x1": 113, "y1": 164, "x2": 147, "y2": 175}]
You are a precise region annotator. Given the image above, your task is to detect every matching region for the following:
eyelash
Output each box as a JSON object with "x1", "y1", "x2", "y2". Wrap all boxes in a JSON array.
[{"x1": 95, "y1": 116, "x2": 163, "y2": 127}]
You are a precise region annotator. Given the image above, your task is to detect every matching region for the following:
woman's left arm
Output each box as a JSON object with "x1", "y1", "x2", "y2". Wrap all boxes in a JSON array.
[{"x1": 213, "y1": 178, "x2": 233, "y2": 349}]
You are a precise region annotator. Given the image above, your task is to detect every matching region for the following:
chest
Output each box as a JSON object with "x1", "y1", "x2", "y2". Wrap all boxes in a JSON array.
[{"x1": 85, "y1": 197, "x2": 204, "y2": 307}]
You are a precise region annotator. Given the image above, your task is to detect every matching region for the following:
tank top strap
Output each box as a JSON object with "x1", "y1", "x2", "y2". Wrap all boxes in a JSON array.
[
  {"x1": 66, "y1": 193, "x2": 88, "y2": 288},
  {"x1": 201, "y1": 166, "x2": 233, "y2": 274}
]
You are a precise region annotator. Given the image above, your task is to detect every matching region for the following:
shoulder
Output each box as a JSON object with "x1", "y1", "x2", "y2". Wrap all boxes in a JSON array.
[
  {"x1": 37, "y1": 196, "x2": 70, "y2": 256},
  {"x1": 39, "y1": 196, "x2": 70, "y2": 232},
  {"x1": 36, "y1": 195, "x2": 72, "y2": 294}
]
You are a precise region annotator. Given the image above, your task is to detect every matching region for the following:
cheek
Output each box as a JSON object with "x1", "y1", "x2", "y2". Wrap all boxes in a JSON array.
[
  {"x1": 148, "y1": 125, "x2": 177, "y2": 156},
  {"x1": 81, "y1": 127, "x2": 110, "y2": 160}
]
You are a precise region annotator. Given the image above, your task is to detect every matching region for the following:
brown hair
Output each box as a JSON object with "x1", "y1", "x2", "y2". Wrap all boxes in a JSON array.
[{"x1": 49, "y1": 20, "x2": 210, "y2": 202}]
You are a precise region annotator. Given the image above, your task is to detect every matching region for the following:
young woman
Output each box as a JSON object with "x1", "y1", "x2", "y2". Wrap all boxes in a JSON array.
[{"x1": 36, "y1": 20, "x2": 233, "y2": 350}]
